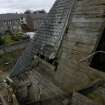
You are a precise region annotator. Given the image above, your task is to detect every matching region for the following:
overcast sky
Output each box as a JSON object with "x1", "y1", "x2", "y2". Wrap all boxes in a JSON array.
[{"x1": 0, "y1": 0, "x2": 56, "y2": 14}]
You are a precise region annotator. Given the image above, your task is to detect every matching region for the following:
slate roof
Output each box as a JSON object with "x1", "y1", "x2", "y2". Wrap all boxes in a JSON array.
[
  {"x1": 10, "y1": 0, "x2": 75, "y2": 77},
  {"x1": 0, "y1": 13, "x2": 24, "y2": 21},
  {"x1": 0, "y1": 12, "x2": 46, "y2": 21}
]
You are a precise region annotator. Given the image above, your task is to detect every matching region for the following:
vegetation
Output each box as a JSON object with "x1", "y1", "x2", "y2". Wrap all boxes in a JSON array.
[
  {"x1": 0, "y1": 32, "x2": 27, "y2": 46},
  {"x1": 0, "y1": 37, "x2": 5, "y2": 45},
  {"x1": 2, "y1": 35, "x2": 15, "y2": 45},
  {"x1": 0, "y1": 33, "x2": 28, "y2": 78},
  {"x1": 24, "y1": 10, "x2": 32, "y2": 14}
]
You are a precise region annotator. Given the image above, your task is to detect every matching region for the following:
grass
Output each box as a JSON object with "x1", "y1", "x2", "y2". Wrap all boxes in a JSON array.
[
  {"x1": 0, "y1": 33, "x2": 25, "y2": 46},
  {"x1": 2, "y1": 35, "x2": 16, "y2": 45}
]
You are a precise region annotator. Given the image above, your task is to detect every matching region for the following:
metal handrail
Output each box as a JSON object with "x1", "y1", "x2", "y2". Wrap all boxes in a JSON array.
[{"x1": 80, "y1": 51, "x2": 105, "y2": 62}]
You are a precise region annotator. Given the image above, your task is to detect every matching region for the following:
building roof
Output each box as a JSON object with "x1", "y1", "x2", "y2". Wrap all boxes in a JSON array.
[
  {"x1": 0, "y1": 12, "x2": 47, "y2": 21},
  {"x1": 0, "y1": 13, "x2": 24, "y2": 21},
  {"x1": 10, "y1": 0, "x2": 73, "y2": 77}
]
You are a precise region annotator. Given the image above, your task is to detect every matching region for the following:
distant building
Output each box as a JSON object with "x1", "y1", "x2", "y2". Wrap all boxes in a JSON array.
[
  {"x1": 0, "y1": 10, "x2": 47, "y2": 35},
  {"x1": 0, "y1": 13, "x2": 25, "y2": 35}
]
